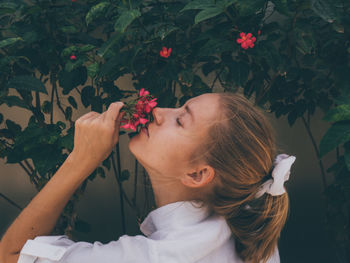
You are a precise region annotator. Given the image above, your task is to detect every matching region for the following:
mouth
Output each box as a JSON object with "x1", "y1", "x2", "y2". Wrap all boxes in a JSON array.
[
  {"x1": 146, "y1": 123, "x2": 150, "y2": 137},
  {"x1": 142, "y1": 123, "x2": 150, "y2": 137}
]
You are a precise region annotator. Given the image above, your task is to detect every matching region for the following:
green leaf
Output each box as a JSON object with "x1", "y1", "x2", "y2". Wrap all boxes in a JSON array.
[
  {"x1": 236, "y1": 0, "x2": 265, "y2": 16},
  {"x1": 61, "y1": 46, "x2": 78, "y2": 58},
  {"x1": 80, "y1": 44, "x2": 96, "y2": 53},
  {"x1": 102, "y1": 157, "x2": 111, "y2": 170},
  {"x1": 0, "y1": 96, "x2": 29, "y2": 109},
  {"x1": 86, "y1": 2, "x2": 110, "y2": 26},
  {"x1": 155, "y1": 25, "x2": 180, "y2": 41},
  {"x1": 56, "y1": 121, "x2": 66, "y2": 130},
  {"x1": 287, "y1": 109, "x2": 298, "y2": 126},
  {"x1": 0, "y1": 2, "x2": 18, "y2": 10},
  {"x1": 322, "y1": 104, "x2": 350, "y2": 122},
  {"x1": 0, "y1": 37, "x2": 23, "y2": 48},
  {"x1": 270, "y1": 0, "x2": 289, "y2": 16},
  {"x1": 87, "y1": 62, "x2": 99, "y2": 78},
  {"x1": 58, "y1": 67, "x2": 87, "y2": 95},
  {"x1": 180, "y1": 0, "x2": 215, "y2": 12},
  {"x1": 345, "y1": 146, "x2": 350, "y2": 171},
  {"x1": 31, "y1": 146, "x2": 63, "y2": 176},
  {"x1": 194, "y1": 7, "x2": 223, "y2": 24},
  {"x1": 97, "y1": 33, "x2": 121, "y2": 58},
  {"x1": 6, "y1": 75, "x2": 47, "y2": 94},
  {"x1": 59, "y1": 26, "x2": 78, "y2": 34},
  {"x1": 60, "y1": 130, "x2": 74, "y2": 151},
  {"x1": 294, "y1": 27, "x2": 316, "y2": 55},
  {"x1": 96, "y1": 167, "x2": 105, "y2": 178},
  {"x1": 65, "y1": 57, "x2": 86, "y2": 72},
  {"x1": 114, "y1": 9, "x2": 141, "y2": 33},
  {"x1": 0, "y1": 129, "x2": 13, "y2": 140},
  {"x1": 120, "y1": 169, "x2": 130, "y2": 182},
  {"x1": 311, "y1": 0, "x2": 337, "y2": 23},
  {"x1": 197, "y1": 38, "x2": 234, "y2": 56},
  {"x1": 202, "y1": 61, "x2": 217, "y2": 76},
  {"x1": 65, "y1": 106, "x2": 72, "y2": 121},
  {"x1": 81, "y1": 86, "x2": 95, "y2": 108},
  {"x1": 6, "y1": 120, "x2": 21, "y2": 135},
  {"x1": 88, "y1": 170, "x2": 97, "y2": 181},
  {"x1": 222, "y1": 0, "x2": 237, "y2": 9},
  {"x1": 229, "y1": 61, "x2": 250, "y2": 86},
  {"x1": 68, "y1": 96, "x2": 77, "y2": 109},
  {"x1": 319, "y1": 121, "x2": 350, "y2": 158},
  {"x1": 41, "y1": 100, "x2": 52, "y2": 114}
]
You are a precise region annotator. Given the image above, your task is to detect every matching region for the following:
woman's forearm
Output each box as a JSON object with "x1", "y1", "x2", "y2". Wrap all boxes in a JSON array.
[
  {"x1": 0, "y1": 102, "x2": 125, "y2": 263},
  {"x1": 0, "y1": 153, "x2": 94, "y2": 259}
]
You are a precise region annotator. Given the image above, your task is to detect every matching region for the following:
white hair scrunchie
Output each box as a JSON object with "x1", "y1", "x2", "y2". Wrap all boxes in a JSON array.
[{"x1": 255, "y1": 153, "x2": 296, "y2": 198}]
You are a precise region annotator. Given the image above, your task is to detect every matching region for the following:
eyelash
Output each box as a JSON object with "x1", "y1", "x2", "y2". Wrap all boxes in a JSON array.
[{"x1": 176, "y1": 117, "x2": 182, "y2": 126}]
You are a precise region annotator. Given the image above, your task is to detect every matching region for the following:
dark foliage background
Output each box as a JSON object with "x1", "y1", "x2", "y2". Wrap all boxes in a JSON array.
[{"x1": 0, "y1": 0, "x2": 349, "y2": 261}]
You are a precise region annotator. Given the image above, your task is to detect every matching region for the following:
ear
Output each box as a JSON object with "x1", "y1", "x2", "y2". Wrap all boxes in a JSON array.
[{"x1": 181, "y1": 165, "x2": 215, "y2": 188}]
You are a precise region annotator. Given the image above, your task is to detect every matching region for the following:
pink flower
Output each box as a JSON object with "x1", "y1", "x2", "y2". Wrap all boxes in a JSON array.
[
  {"x1": 160, "y1": 47, "x2": 172, "y2": 58},
  {"x1": 236, "y1": 32, "x2": 256, "y2": 50},
  {"x1": 144, "y1": 98, "x2": 157, "y2": 113},
  {"x1": 139, "y1": 88, "x2": 150, "y2": 97},
  {"x1": 70, "y1": 54, "x2": 77, "y2": 60},
  {"x1": 139, "y1": 117, "x2": 149, "y2": 125},
  {"x1": 120, "y1": 121, "x2": 137, "y2": 131}
]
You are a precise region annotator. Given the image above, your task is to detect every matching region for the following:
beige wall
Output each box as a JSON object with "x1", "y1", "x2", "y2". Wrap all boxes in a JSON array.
[{"x1": 0, "y1": 71, "x2": 336, "y2": 262}]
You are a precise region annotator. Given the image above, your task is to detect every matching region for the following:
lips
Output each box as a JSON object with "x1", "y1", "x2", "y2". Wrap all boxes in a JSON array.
[
  {"x1": 145, "y1": 122, "x2": 151, "y2": 137},
  {"x1": 146, "y1": 125, "x2": 150, "y2": 137},
  {"x1": 141, "y1": 126, "x2": 149, "y2": 137}
]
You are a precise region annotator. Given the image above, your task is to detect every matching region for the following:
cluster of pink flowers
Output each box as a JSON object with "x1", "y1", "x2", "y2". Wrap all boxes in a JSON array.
[{"x1": 120, "y1": 88, "x2": 157, "y2": 131}]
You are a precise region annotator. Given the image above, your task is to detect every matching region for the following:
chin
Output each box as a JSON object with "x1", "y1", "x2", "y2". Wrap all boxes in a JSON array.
[{"x1": 128, "y1": 137, "x2": 144, "y2": 162}]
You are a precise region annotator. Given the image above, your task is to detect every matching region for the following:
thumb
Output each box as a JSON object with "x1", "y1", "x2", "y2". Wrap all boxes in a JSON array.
[
  {"x1": 106, "y1": 101, "x2": 125, "y2": 122},
  {"x1": 115, "y1": 110, "x2": 126, "y2": 127}
]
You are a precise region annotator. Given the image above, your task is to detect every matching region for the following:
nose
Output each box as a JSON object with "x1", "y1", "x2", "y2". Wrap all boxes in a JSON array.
[{"x1": 151, "y1": 107, "x2": 163, "y2": 125}]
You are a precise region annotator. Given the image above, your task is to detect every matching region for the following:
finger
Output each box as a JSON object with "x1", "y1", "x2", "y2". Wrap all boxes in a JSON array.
[
  {"x1": 106, "y1": 102, "x2": 125, "y2": 122},
  {"x1": 76, "y1": 111, "x2": 99, "y2": 122}
]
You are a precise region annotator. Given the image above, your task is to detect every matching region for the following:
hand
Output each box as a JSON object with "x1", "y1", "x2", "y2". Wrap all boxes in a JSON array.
[{"x1": 68, "y1": 102, "x2": 126, "y2": 170}]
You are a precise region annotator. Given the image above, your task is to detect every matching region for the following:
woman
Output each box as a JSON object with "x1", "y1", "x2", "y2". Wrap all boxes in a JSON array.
[{"x1": 0, "y1": 92, "x2": 296, "y2": 263}]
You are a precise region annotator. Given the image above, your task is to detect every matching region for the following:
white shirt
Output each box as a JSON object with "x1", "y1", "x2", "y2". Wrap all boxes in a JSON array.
[{"x1": 18, "y1": 200, "x2": 280, "y2": 263}]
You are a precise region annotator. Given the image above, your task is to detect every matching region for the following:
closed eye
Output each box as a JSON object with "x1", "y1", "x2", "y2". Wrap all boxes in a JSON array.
[{"x1": 176, "y1": 117, "x2": 182, "y2": 126}]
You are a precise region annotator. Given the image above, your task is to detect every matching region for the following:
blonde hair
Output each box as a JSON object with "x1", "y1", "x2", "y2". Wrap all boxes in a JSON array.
[{"x1": 189, "y1": 92, "x2": 289, "y2": 263}]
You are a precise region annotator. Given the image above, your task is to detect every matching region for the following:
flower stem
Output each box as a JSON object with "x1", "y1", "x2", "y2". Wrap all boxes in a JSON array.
[
  {"x1": 111, "y1": 143, "x2": 126, "y2": 235},
  {"x1": 0, "y1": 192, "x2": 22, "y2": 210}
]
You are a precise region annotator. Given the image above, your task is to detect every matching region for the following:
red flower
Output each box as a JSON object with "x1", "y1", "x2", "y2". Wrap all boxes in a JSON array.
[
  {"x1": 70, "y1": 54, "x2": 77, "y2": 60},
  {"x1": 120, "y1": 88, "x2": 158, "y2": 131},
  {"x1": 139, "y1": 88, "x2": 150, "y2": 97},
  {"x1": 236, "y1": 32, "x2": 256, "y2": 50},
  {"x1": 160, "y1": 47, "x2": 172, "y2": 58},
  {"x1": 120, "y1": 121, "x2": 137, "y2": 131},
  {"x1": 257, "y1": 30, "x2": 261, "y2": 36}
]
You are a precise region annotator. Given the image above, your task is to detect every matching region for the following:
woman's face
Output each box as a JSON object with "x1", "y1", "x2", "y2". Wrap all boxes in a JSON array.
[{"x1": 128, "y1": 93, "x2": 220, "y2": 184}]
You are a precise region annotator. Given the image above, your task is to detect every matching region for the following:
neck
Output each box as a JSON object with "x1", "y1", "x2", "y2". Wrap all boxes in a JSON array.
[{"x1": 151, "y1": 179, "x2": 189, "y2": 208}]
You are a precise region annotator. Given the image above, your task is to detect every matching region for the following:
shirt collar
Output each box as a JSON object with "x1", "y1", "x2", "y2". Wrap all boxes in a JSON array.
[{"x1": 140, "y1": 200, "x2": 212, "y2": 237}]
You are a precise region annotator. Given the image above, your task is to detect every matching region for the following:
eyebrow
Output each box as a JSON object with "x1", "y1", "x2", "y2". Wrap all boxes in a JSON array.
[{"x1": 185, "y1": 103, "x2": 194, "y2": 123}]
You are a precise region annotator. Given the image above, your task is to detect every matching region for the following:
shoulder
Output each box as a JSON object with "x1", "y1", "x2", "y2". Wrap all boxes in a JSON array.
[{"x1": 17, "y1": 234, "x2": 157, "y2": 263}]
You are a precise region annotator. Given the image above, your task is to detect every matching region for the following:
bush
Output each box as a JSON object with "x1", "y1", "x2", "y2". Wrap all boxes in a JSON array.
[{"x1": 0, "y1": 0, "x2": 349, "y2": 260}]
